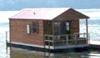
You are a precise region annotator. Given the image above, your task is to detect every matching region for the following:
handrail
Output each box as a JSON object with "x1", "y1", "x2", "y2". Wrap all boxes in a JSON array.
[
  {"x1": 44, "y1": 33, "x2": 88, "y2": 46},
  {"x1": 44, "y1": 33, "x2": 87, "y2": 39},
  {"x1": 44, "y1": 33, "x2": 87, "y2": 36}
]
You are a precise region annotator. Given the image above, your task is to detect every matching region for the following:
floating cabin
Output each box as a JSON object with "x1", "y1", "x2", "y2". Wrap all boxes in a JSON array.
[{"x1": 9, "y1": 8, "x2": 89, "y2": 52}]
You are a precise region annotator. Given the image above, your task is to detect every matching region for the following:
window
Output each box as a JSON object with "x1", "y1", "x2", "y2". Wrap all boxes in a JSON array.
[
  {"x1": 54, "y1": 22, "x2": 60, "y2": 35},
  {"x1": 66, "y1": 22, "x2": 70, "y2": 31},
  {"x1": 54, "y1": 22, "x2": 60, "y2": 25},
  {"x1": 32, "y1": 22, "x2": 39, "y2": 33},
  {"x1": 26, "y1": 24, "x2": 31, "y2": 34}
]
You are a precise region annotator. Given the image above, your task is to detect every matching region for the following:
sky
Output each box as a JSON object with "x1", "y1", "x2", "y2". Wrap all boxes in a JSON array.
[{"x1": 0, "y1": 0, "x2": 100, "y2": 10}]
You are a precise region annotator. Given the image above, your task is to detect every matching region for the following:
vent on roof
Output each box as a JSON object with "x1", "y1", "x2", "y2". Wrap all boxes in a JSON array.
[{"x1": 33, "y1": 12, "x2": 36, "y2": 15}]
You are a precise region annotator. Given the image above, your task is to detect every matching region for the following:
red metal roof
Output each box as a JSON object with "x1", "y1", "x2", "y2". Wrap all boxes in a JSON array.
[
  {"x1": 10, "y1": 8, "x2": 70, "y2": 20},
  {"x1": 10, "y1": 8, "x2": 89, "y2": 20}
]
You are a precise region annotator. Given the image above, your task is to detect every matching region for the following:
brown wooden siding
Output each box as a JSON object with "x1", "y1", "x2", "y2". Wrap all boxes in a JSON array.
[
  {"x1": 10, "y1": 19, "x2": 44, "y2": 45},
  {"x1": 70, "y1": 19, "x2": 79, "y2": 34}
]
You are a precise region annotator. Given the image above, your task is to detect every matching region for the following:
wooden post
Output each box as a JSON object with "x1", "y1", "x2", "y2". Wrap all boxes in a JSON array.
[
  {"x1": 86, "y1": 18, "x2": 89, "y2": 44},
  {"x1": 43, "y1": 35, "x2": 46, "y2": 58},
  {"x1": 52, "y1": 21, "x2": 55, "y2": 49},
  {"x1": 5, "y1": 31, "x2": 8, "y2": 54},
  {"x1": 66, "y1": 35, "x2": 68, "y2": 45},
  {"x1": 5, "y1": 31, "x2": 9, "y2": 58}
]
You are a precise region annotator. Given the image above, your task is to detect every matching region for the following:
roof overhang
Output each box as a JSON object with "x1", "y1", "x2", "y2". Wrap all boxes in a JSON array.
[{"x1": 9, "y1": 8, "x2": 89, "y2": 20}]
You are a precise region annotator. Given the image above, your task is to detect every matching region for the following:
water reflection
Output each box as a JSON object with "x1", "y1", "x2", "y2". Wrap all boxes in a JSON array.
[{"x1": 10, "y1": 47, "x2": 100, "y2": 58}]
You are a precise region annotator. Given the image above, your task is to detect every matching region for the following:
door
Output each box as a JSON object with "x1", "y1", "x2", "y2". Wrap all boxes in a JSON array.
[{"x1": 53, "y1": 22, "x2": 60, "y2": 35}]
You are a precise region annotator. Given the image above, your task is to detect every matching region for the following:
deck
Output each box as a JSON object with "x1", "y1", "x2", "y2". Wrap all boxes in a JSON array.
[
  {"x1": 44, "y1": 33, "x2": 89, "y2": 49},
  {"x1": 7, "y1": 32, "x2": 89, "y2": 52}
]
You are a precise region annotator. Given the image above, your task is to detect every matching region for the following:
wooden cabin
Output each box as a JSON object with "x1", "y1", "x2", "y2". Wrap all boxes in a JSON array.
[{"x1": 9, "y1": 8, "x2": 89, "y2": 52}]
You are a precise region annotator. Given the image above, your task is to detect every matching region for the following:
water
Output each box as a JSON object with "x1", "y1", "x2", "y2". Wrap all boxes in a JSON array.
[{"x1": 10, "y1": 47, "x2": 100, "y2": 58}]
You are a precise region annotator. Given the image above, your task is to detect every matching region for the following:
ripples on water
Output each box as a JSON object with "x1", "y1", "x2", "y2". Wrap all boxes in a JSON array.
[{"x1": 10, "y1": 47, "x2": 100, "y2": 58}]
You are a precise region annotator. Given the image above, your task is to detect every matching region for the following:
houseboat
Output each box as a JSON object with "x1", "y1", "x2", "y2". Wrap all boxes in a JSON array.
[{"x1": 9, "y1": 8, "x2": 89, "y2": 52}]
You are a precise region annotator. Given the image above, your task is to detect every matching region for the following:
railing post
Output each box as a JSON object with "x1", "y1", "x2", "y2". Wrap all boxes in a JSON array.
[
  {"x1": 66, "y1": 35, "x2": 68, "y2": 45},
  {"x1": 5, "y1": 31, "x2": 8, "y2": 58},
  {"x1": 53, "y1": 35, "x2": 55, "y2": 49},
  {"x1": 74, "y1": 33, "x2": 77, "y2": 45},
  {"x1": 86, "y1": 18, "x2": 88, "y2": 40}
]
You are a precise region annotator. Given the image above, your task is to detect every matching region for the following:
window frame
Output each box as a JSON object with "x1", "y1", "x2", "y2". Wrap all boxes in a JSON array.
[
  {"x1": 65, "y1": 22, "x2": 70, "y2": 31},
  {"x1": 32, "y1": 22, "x2": 39, "y2": 33},
  {"x1": 26, "y1": 24, "x2": 31, "y2": 34}
]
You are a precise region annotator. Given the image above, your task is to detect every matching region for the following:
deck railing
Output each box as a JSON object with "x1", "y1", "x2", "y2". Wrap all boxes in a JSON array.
[{"x1": 44, "y1": 33, "x2": 88, "y2": 46}]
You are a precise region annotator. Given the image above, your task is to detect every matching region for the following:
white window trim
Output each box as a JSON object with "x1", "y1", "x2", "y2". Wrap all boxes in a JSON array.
[{"x1": 26, "y1": 24, "x2": 31, "y2": 34}]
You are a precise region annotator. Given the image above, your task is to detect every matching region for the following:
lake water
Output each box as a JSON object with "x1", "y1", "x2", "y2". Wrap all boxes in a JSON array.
[{"x1": 10, "y1": 47, "x2": 100, "y2": 58}]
